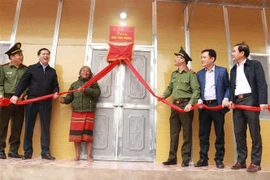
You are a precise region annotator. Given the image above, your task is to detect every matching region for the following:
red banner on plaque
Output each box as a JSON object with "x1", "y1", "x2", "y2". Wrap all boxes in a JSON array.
[
  {"x1": 109, "y1": 26, "x2": 134, "y2": 42},
  {"x1": 106, "y1": 43, "x2": 134, "y2": 62}
]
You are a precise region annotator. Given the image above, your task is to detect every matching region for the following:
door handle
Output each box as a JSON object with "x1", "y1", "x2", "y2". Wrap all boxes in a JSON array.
[{"x1": 113, "y1": 104, "x2": 124, "y2": 107}]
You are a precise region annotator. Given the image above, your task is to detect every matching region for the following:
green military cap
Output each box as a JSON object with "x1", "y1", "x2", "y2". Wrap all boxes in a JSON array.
[
  {"x1": 5, "y1": 42, "x2": 22, "y2": 56},
  {"x1": 174, "y1": 46, "x2": 192, "y2": 62}
]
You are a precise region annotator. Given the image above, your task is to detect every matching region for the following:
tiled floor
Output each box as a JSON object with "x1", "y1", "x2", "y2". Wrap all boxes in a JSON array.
[{"x1": 1, "y1": 157, "x2": 270, "y2": 172}]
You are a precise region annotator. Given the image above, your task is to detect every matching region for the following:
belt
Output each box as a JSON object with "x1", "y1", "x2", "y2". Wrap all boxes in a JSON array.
[
  {"x1": 235, "y1": 93, "x2": 252, "y2": 99},
  {"x1": 4, "y1": 93, "x2": 14, "y2": 95},
  {"x1": 173, "y1": 98, "x2": 190, "y2": 104},
  {"x1": 4, "y1": 93, "x2": 14, "y2": 98},
  {"x1": 203, "y1": 100, "x2": 217, "y2": 104}
]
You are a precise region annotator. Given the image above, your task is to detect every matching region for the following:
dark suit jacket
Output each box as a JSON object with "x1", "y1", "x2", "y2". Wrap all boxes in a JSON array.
[
  {"x1": 230, "y1": 59, "x2": 267, "y2": 106},
  {"x1": 14, "y1": 62, "x2": 59, "y2": 104},
  {"x1": 197, "y1": 65, "x2": 230, "y2": 113}
]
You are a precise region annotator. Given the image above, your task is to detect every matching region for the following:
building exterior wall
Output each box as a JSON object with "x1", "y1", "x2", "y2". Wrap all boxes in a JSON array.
[{"x1": 1, "y1": 0, "x2": 270, "y2": 164}]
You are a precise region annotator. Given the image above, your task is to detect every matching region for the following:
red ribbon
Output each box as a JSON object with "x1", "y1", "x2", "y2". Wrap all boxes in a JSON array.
[
  {"x1": 123, "y1": 59, "x2": 270, "y2": 113},
  {"x1": 81, "y1": 60, "x2": 120, "y2": 89},
  {"x1": 0, "y1": 58, "x2": 269, "y2": 113},
  {"x1": 0, "y1": 98, "x2": 11, "y2": 106},
  {"x1": 0, "y1": 60, "x2": 120, "y2": 107},
  {"x1": 0, "y1": 90, "x2": 76, "y2": 107}
]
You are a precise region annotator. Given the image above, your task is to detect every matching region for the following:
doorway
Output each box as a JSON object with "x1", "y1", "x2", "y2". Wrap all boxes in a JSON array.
[{"x1": 81, "y1": 46, "x2": 156, "y2": 161}]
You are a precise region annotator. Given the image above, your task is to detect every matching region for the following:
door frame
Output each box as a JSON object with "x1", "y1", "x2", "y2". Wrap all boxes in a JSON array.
[{"x1": 85, "y1": 43, "x2": 157, "y2": 161}]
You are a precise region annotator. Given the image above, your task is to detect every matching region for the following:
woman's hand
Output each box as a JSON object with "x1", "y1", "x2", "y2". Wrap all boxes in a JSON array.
[
  {"x1": 77, "y1": 86, "x2": 85, "y2": 93},
  {"x1": 59, "y1": 97, "x2": 65, "y2": 104}
]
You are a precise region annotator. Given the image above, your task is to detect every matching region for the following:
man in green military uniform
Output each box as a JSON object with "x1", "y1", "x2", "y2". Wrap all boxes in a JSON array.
[
  {"x1": 0, "y1": 42, "x2": 27, "y2": 159},
  {"x1": 159, "y1": 47, "x2": 200, "y2": 167}
]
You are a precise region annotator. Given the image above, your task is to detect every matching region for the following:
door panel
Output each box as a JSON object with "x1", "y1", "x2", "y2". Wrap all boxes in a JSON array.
[
  {"x1": 92, "y1": 108, "x2": 115, "y2": 158},
  {"x1": 91, "y1": 50, "x2": 116, "y2": 103},
  {"x1": 119, "y1": 109, "x2": 152, "y2": 161},
  {"x1": 0, "y1": 43, "x2": 11, "y2": 64},
  {"x1": 124, "y1": 52, "x2": 150, "y2": 106}
]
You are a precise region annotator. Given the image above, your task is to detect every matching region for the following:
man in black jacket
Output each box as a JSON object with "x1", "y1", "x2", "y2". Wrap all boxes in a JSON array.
[
  {"x1": 10, "y1": 48, "x2": 59, "y2": 160},
  {"x1": 229, "y1": 42, "x2": 268, "y2": 172}
]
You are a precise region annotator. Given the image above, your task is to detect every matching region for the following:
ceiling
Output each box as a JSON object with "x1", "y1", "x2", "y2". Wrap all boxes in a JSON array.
[{"x1": 160, "y1": 0, "x2": 270, "y2": 9}]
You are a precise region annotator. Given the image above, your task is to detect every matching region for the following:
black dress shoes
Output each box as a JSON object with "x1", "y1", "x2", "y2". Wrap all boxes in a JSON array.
[
  {"x1": 194, "y1": 159, "x2": 208, "y2": 167},
  {"x1": 0, "y1": 151, "x2": 6, "y2": 159},
  {"x1": 8, "y1": 151, "x2": 22, "y2": 158},
  {"x1": 162, "y1": 159, "x2": 177, "y2": 165},
  {"x1": 22, "y1": 153, "x2": 32, "y2": 160},
  {"x1": 215, "y1": 160, "x2": 225, "y2": 169},
  {"x1": 181, "y1": 160, "x2": 190, "y2": 167},
  {"x1": 41, "y1": 153, "x2": 55, "y2": 160}
]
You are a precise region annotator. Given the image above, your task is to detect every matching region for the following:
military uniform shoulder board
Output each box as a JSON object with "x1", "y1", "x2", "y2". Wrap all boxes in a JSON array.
[
  {"x1": 0, "y1": 62, "x2": 9, "y2": 66},
  {"x1": 189, "y1": 69, "x2": 196, "y2": 73}
]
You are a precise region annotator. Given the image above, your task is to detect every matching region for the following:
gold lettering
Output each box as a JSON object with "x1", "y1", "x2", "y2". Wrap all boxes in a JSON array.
[
  {"x1": 124, "y1": 37, "x2": 131, "y2": 39},
  {"x1": 117, "y1": 32, "x2": 128, "y2": 36}
]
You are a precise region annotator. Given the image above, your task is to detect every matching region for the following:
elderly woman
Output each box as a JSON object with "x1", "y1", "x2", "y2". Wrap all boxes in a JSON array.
[{"x1": 59, "y1": 65, "x2": 101, "y2": 162}]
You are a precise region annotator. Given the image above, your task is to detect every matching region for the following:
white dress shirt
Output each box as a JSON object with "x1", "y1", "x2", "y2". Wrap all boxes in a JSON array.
[
  {"x1": 204, "y1": 66, "x2": 216, "y2": 100},
  {"x1": 234, "y1": 59, "x2": 252, "y2": 95}
]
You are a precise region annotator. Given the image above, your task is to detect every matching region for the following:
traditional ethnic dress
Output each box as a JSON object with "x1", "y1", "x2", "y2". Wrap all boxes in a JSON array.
[{"x1": 62, "y1": 76, "x2": 101, "y2": 143}]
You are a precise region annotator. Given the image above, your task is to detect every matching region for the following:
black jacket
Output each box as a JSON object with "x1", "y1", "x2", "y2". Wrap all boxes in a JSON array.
[
  {"x1": 15, "y1": 62, "x2": 59, "y2": 104},
  {"x1": 230, "y1": 59, "x2": 268, "y2": 106}
]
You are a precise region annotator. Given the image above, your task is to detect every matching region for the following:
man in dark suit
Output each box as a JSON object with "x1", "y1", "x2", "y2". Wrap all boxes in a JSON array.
[
  {"x1": 194, "y1": 49, "x2": 230, "y2": 169},
  {"x1": 229, "y1": 42, "x2": 268, "y2": 172},
  {"x1": 10, "y1": 48, "x2": 59, "y2": 160}
]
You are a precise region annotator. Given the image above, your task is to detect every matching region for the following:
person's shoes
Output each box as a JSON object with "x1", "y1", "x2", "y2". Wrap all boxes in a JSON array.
[
  {"x1": 0, "y1": 151, "x2": 6, "y2": 159},
  {"x1": 8, "y1": 151, "x2": 22, "y2": 158},
  {"x1": 41, "y1": 153, "x2": 55, "y2": 160},
  {"x1": 231, "y1": 162, "x2": 246, "y2": 170},
  {"x1": 194, "y1": 159, "x2": 208, "y2": 167},
  {"x1": 162, "y1": 159, "x2": 177, "y2": 165},
  {"x1": 246, "y1": 163, "x2": 261, "y2": 172},
  {"x1": 215, "y1": 160, "x2": 224, "y2": 169},
  {"x1": 22, "y1": 153, "x2": 32, "y2": 160},
  {"x1": 181, "y1": 160, "x2": 190, "y2": 167}
]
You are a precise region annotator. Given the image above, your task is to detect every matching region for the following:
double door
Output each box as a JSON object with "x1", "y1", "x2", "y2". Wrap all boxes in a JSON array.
[{"x1": 81, "y1": 48, "x2": 155, "y2": 161}]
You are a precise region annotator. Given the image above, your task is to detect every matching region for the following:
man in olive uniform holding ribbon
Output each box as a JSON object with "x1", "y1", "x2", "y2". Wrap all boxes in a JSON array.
[
  {"x1": 159, "y1": 47, "x2": 200, "y2": 167},
  {"x1": 0, "y1": 42, "x2": 27, "y2": 159}
]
